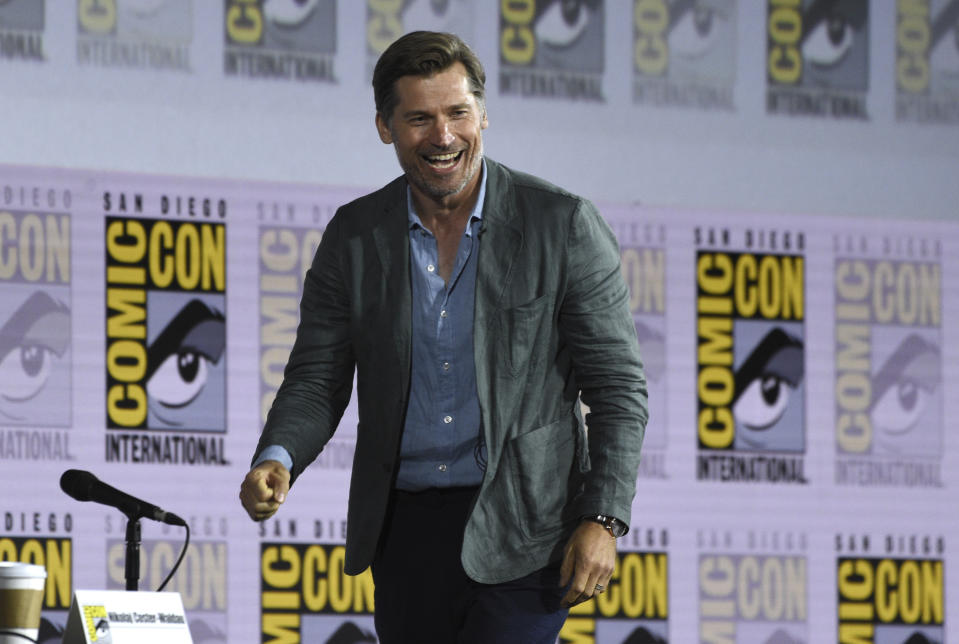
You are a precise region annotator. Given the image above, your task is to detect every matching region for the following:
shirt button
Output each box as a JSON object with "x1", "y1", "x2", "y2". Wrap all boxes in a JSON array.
[
  {"x1": 427, "y1": 264, "x2": 435, "y2": 272},
  {"x1": 443, "y1": 415, "x2": 453, "y2": 424},
  {"x1": 442, "y1": 361, "x2": 450, "y2": 371},
  {"x1": 440, "y1": 310, "x2": 447, "y2": 318},
  {"x1": 438, "y1": 464, "x2": 447, "y2": 472}
]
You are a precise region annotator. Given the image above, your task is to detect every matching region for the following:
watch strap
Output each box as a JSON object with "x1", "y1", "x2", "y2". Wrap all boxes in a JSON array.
[{"x1": 582, "y1": 514, "x2": 627, "y2": 538}]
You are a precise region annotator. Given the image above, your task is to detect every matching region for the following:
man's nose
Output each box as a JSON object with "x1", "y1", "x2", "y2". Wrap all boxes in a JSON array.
[{"x1": 429, "y1": 117, "x2": 455, "y2": 147}]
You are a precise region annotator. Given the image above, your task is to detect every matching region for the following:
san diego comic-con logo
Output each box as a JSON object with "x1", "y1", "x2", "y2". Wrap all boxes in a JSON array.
[
  {"x1": 103, "y1": 192, "x2": 228, "y2": 465},
  {"x1": 561, "y1": 528, "x2": 669, "y2": 644},
  {"x1": 766, "y1": 0, "x2": 869, "y2": 119},
  {"x1": 896, "y1": 0, "x2": 959, "y2": 124},
  {"x1": 836, "y1": 534, "x2": 945, "y2": 644},
  {"x1": 258, "y1": 224, "x2": 322, "y2": 426},
  {"x1": 366, "y1": 0, "x2": 475, "y2": 78},
  {"x1": 76, "y1": 0, "x2": 192, "y2": 71},
  {"x1": 80, "y1": 605, "x2": 112, "y2": 644},
  {"x1": 500, "y1": 0, "x2": 605, "y2": 100},
  {"x1": 0, "y1": 0, "x2": 45, "y2": 61},
  {"x1": 834, "y1": 236, "x2": 943, "y2": 488},
  {"x1": 224, "y1": 0, "x2": 336, "y2": 82},
  {"x1": 0, "y1": 532, "x2": 73, "y2": 625},
  {"x1": 612, "y1": 219, "x2": 667, "y2": 479},
  {"x1": 699, "y1": 530, "x2": 808, "y2": 644},
  {"x1": 633, "y1": 0, "x2": 737, "y2": 110},
  {"x1": 0, "y1": 208, "x2": 71, "y2": 430},
  {"x1": 695, "y1": 228, "x2": 807, "y2": 484},
  {"x1": 106, "y1": 536, "x2": 227, "y2": 642},
  {"x1": 261, "y1": 541, "x2": 376, "y2": 643}
]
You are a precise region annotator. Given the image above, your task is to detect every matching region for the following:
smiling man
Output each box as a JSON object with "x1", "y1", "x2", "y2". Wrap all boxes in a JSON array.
[{"x1": 240, "y1": 31, "x2": 647, "y2": 643}]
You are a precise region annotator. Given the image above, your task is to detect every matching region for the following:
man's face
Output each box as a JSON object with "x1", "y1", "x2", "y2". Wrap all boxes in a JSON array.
[{"x1": 376, "y1": 62, "x2": 488, "y2": 204}]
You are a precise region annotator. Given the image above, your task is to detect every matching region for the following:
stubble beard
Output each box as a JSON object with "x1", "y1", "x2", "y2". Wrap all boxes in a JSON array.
[{"x1": 398, "y1": 140, "x2": 484, "y2": 201}]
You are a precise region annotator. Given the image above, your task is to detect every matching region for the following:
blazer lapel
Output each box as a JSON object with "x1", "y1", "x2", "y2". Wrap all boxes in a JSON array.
[
  {"x1": 474, "y1": 160, "x2": 523, "y2": 335},
  {"x1": 473, "y1": 161, "x2": 523, "y2": 472}
]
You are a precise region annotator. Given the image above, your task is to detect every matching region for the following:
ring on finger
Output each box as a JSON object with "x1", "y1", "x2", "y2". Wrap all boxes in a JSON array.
[{"x1": 594, "y1": 584, "x2": 605, "y2": 592}]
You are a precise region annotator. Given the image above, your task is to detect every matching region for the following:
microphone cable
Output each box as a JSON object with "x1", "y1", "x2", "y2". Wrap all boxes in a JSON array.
[{"x1": 156, "y1": 519, "x2": 190, "y2": 593}]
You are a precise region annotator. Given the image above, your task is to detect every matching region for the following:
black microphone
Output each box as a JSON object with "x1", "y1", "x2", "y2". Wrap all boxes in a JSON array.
[{"x1": 60, "y1": 469, "x2": 186, "y2": 527}]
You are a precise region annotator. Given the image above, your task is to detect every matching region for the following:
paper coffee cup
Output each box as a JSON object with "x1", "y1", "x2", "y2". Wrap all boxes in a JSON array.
[{"x1": 0, "y1": 562, "x2": 47, "y2": 644}]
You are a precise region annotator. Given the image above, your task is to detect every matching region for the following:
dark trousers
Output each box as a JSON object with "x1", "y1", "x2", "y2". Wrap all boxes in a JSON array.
[{"x1": 371, "y1": 486, "x2": 570, "y2": 643}]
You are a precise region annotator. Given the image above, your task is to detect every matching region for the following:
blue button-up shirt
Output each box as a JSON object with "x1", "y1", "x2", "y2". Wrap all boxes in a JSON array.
[
  {"x1": 395, "y1": 165, "x2": 487, "y2": 491},
  {"x1": 257, "y1": 164, "x2": 488, "y2": 491}
]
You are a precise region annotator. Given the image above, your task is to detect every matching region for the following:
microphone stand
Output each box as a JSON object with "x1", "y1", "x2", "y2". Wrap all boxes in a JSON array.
[{"x1": 124, "y1": 514, "x2": 142, "y2": 591}]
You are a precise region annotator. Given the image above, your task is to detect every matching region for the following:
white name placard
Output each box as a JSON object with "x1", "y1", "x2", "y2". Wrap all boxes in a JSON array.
[{"x1": 62, "y1": 590, "x2": 192, "y2": 644}]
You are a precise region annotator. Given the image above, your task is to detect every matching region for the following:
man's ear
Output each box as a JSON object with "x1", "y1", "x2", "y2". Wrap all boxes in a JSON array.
[{"x1": 375, "y1": 113, "x2": 393, "y2": 144}]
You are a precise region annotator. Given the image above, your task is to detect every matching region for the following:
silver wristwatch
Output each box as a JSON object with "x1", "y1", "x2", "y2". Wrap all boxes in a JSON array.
[{"x1": 582, "y1": 514, "x2": 628, "y2": 538}]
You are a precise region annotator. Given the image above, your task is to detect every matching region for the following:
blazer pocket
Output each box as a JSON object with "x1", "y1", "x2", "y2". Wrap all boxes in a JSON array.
[
  {"x1": 495, "y1": 294, "x2": 550, "y2": 377},
  {"x1": 506, "y1": 419, "x2": 579, "y2": 541}
]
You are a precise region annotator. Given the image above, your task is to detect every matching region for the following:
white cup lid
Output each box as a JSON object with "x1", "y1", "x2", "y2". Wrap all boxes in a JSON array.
[{"x1": 0, "y1": 562, "x2": 47, "y2": 578}]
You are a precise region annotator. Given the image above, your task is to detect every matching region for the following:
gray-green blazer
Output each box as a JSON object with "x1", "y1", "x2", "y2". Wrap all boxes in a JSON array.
[{"x1": 255, "y1": 159, "x2": 647, "y2": 584}]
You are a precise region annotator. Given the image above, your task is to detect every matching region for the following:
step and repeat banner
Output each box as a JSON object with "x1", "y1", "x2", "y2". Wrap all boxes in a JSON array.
[
  {"x1": 1, "y1": 2, "x2": 958, "y2": 644},
  {"x1": 1, "y1": 163, "x2": 956, "y2": 644}
]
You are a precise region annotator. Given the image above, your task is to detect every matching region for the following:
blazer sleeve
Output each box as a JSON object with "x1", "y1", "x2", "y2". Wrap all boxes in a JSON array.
[
  {"x1": 252, "y1": 213, "x2": 356, "y2": 484},
  {"x1": 559, "y1": 198, "x2": 648, "y2": 525}
]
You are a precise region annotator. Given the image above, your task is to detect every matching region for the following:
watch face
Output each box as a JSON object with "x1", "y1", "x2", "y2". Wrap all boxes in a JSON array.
[
  {"x1": 608, "y1": 519, "x2": 627, "y2": 538},
  {"x1": 584, "y1": 514, "x2": 627, "y2": 537}
]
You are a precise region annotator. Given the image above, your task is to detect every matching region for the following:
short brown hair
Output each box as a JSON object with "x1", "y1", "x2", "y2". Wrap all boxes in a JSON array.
[{"x1": 373, "y1": 31, "x2": 486, "y2": 125}]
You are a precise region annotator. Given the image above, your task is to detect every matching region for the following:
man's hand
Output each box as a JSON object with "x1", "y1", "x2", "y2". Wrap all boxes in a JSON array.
[
  {"x1": 558, "y1": 520, "x2": 617, "y2": 607},
  {"x1": 239, "y1": 460, "x2": 290, "y2": 521}
]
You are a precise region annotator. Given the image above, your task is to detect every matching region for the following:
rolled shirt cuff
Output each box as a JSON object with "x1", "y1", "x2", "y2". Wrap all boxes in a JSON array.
[{"x1": 254, "y1": 445, "x2": 293, "y2": 472}]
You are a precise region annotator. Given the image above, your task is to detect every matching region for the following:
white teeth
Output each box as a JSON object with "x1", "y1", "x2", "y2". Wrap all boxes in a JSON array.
[{"x1": 427, "y1": 152, "x2": 459, "y2": 162}]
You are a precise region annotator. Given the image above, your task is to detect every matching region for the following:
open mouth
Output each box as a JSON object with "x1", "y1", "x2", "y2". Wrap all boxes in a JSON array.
[{"x1": 424, "y1": 150, "x2": 463, "y2": 169}]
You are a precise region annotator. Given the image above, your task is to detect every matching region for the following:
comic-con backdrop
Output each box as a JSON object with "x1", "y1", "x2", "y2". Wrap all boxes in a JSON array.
[{"x1": 1, "y1": 2, "x2": 958, "y2": 644}]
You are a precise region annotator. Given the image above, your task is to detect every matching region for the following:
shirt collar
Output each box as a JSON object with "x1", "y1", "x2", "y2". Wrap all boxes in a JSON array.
[{"x1": 407, "y1": 159, "x2": 487, "y2": 235}]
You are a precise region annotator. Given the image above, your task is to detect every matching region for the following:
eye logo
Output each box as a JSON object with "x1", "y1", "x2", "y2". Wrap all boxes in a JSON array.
[
  {"x1": 263, "y1": 0, "x2": 321, "y2": 27},
  {"x1": 869, "y1": 333, "x2": 941, "y2": 453},
  {"x1": 669, "y1": 2, "x2": 731, "y2": 61},
  {"x1": 733, "y1": 328, "x2": 804, "y2": 437},
  {"x1": 0, "y1": 291, "x2": 71, "y2": 426},
  {"x1": 635, "y1": 319, "x2": 667, "y2": 451},
  {"x1": 146, "y1": 297, "x2": 225, "y2": 430},
  {"x1": 929, "y1": 1, "x2": 959, "y2": 81},
  {"x1": 535, "y1": 0, "x2": 593, "y2": 47},
  {"x1": 802, "y1": 5, "x2": 861, "y2": 68},
  {"x1": 402, "y1": 0, "x2": 462, "y2": 32},
  {"x1": 731, "y1": 324, "x2": 805, "y2": 453}
]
